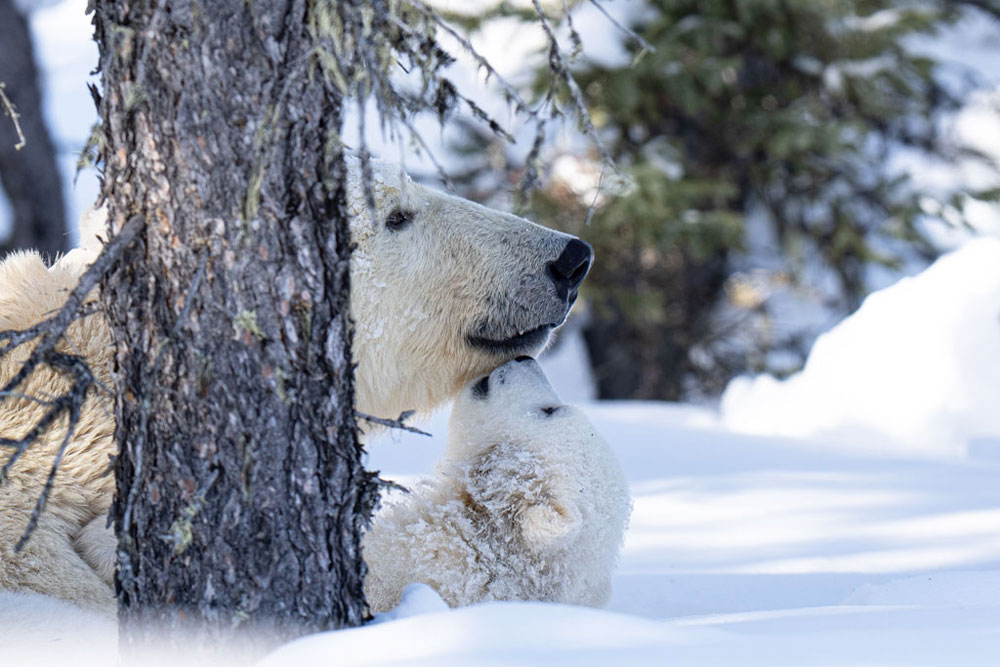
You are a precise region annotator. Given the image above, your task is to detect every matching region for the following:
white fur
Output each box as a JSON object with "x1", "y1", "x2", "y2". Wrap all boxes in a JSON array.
[
  {"x1": 345, "y1": 157, "x2": 579, "y2": 418},
  {"x1": 0, "y1": 159, "x2": 584, "y2": 613},
  {"x1": 363, "y1": 358, "x2": 631, "y2": 613},
  {"x1": 0, "y1": 245, "x2": 117, "y2": 614}
]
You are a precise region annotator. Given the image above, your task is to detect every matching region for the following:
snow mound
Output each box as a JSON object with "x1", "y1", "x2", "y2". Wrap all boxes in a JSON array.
[
  {"x1": 262, "y1": 597, "x2": 1000, "y2": 667},
  {"x1": 369, "y1": 583, "x2": 449, "y2": 625},
  {"x1": 261, "y1": 602, "x2": 702, "y2": 667},
  {"x1": 0, "y1": 591, "x2": 116, "y2": 667},
  {"x1": 721, "y1": 238, "x2": 1000, "y2": 458}
]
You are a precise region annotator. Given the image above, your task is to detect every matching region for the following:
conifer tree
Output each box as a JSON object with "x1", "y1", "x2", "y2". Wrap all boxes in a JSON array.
[{"x1": 454, "y1": 0, "x2": 1000, "y2": 399}]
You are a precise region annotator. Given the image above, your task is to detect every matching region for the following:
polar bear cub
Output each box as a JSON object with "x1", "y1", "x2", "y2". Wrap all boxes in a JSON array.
[{"x1": 363, "y1": 357, "x2": 631, "y2": 613}]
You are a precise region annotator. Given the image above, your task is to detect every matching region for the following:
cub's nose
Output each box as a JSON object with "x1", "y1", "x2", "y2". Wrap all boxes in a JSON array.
[{"x1": 548, "y1": 238, "x2": 593, "y2": 301}]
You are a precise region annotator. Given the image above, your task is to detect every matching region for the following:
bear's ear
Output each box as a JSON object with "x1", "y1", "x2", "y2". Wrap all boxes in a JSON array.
[{"x1": 520, "y1": 498, "x2": 582, "y2": 551}]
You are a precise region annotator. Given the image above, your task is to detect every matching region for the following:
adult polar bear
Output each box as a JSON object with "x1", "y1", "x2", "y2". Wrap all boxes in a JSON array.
[{"x1": 0, "y1": 157, "x2": 593, "y2": 614}]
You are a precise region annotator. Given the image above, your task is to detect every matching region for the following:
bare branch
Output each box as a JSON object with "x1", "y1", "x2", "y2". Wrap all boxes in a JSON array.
[
  {"x1": 356, "y1": 410, "x2": 431, "y2": 436},
  {"x1": 15, "y1": 398, "x2": 81, "y2": 551},
  {"x1": 584, "y1": 0, "x2": 655, "y2": 55},
  {"x1": 531, "y1": 0, "x2": 612, "y2": 166},
  {"x1": 0, "y1": 82, "x2": 26, "y2": 151}
]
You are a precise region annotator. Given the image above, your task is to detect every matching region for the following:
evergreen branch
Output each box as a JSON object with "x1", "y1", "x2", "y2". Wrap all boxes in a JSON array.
[
  {"x1": 563, "y1": 0, "x2": 583, "y2": 58},
  {"x1": 404, "y1": 0, "x2": 532, "y2": 113},
  {"x1": 398, "y1": 110, "x2": 456, "y2": 191}
]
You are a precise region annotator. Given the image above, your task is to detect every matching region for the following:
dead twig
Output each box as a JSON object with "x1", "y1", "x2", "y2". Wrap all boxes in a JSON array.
[
  {"x1": 355, "y1": 410, "x2": 431, "y2": 437},
  {"x1": 584, "y1": 0, "x2": 655, "y2": 55},
  {"x1": 0, "y1": 82, "x2": 26, "y2": 151}
]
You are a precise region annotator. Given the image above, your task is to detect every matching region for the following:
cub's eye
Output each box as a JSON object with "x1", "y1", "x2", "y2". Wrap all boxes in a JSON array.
[
  {"x1": 541, "y1": 406, "x2": 560, "y2": 416},
  {"x1": 472, "y1": 375, "x2": 490, "y2": 399},
  {"x1": 385, "y1": 208, "x2": 415, "y2": 231}
]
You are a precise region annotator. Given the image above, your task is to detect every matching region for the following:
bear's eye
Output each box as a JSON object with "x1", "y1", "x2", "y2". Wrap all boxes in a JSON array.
[
  {"x1": 385, "y1": 207, "x2": 415, "y2": 232},
  {"x1": 541, "y1": 406, "x2": 560, "y2": 416}
]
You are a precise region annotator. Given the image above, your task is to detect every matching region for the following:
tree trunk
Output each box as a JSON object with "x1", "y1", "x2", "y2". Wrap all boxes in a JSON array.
[
  {"x1": 0, "y1": 0, "x2": 67, "y2": 258},
  {"x1": 94, "y1": 0, "x2": 376, "y2": 654}
]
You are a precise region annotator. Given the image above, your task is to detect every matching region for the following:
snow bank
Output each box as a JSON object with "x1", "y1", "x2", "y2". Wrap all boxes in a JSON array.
[
  {"x1": 262, "y1": 600, "x2": 706, "y2": 667},
  {"x1": 0, "y1": 591, "x2": 116, "y2": 667},
  {"x1": 721, "y1": 237, "x2": 1000, "y2": 458},
  {"x1": 261, "y1": 594, "x2": 1000, "y2": 667}
]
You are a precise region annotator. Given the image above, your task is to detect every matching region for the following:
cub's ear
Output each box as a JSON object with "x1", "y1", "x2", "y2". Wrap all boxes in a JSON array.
[
  {"x1": 520, "y1": 499, "x2": 582, "y2": 551},
  {"x1": 51, "y1": 206, "x2": 108, "y2": 277}
]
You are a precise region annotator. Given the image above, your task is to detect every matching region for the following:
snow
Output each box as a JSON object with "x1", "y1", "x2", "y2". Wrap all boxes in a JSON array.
[
  {"x1": 264, "y1": 603, "x2": 1000, "y2": 666},
  {"x1": 721, "y1": 238, "x2": 1000, "y2": 458},
  {"x1": 1, "y1": 591, "x2": 117, "y2": 667}
]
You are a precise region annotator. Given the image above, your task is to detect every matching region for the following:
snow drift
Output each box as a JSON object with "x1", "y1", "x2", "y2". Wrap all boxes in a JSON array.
[{"x1": 721, "y1": 237, "x2": 1000, "y2": 458}]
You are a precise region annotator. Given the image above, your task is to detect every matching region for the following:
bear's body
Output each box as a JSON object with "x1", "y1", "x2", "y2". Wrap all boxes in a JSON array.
[
  {"x1": 0, "y1": 209, "x2": 117, "y2": 613},
  {"x1": 363, "y1": 357, "x2": 631, "y2": 613},
  {"x1": 0, "y1": 159, "x2": 592, "y2": 612}
]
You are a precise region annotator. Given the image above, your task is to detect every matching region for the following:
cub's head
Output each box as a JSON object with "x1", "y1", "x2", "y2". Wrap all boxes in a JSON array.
[
  {"x1": 446, "y1": 356, "x2": 585, "y2": 462},
  {"x1": 447, "y1": 357, "x2": 623, "y2": 556},
  {"x1": 346, "y1": 159, "x2": 592, "y2": 417}
]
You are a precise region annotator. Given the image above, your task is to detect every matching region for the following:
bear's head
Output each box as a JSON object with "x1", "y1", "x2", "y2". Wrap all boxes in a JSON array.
[
  {"x1": 447, "y1": 357, "x2": 621, "y2": 552},
  {"x1": 347, "y1": 160, "x2": 592, "y2": 418},
  {"x1": 447, "y1": 356, "x2": 575, "y2": 458}
]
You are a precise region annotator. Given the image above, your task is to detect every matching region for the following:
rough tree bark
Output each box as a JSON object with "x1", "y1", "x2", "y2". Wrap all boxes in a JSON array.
[
  {"x1": 93, "y1": 0, "x2": 376, "y2": 652},
  {"x1": 0, "y1": 0, "x2": 68, "y2": 257}
]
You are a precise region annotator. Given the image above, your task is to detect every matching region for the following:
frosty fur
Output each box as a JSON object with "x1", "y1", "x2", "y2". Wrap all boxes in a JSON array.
[
  {"x1": 363, "y1": 358, "x2": 631, "y2": 613},
  {"x1": 0, "y1": 159, "x2": 580, "y2": 613}
]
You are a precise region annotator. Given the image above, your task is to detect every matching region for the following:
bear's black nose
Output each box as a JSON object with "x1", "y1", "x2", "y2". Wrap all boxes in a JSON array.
[{"x1": 548, "y1": 238, "x2": 593, "y2": 301}]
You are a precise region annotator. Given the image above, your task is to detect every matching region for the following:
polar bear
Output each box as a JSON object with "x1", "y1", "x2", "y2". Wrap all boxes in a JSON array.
[
  {"x1": 0, "y1": 158, "x2": 593, "y2": 613},
  {"x1": 0, "y1": 207, "x2": 119, "y2": 613},
  {"x1": 363, "y1": 356, "x2": 631, "y2": 613}
]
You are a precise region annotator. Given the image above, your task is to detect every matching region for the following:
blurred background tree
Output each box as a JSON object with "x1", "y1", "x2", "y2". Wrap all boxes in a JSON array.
[
  {"x1": 446, "y1": 0, "x2": 1000, "y2": 401},
  {"x1": 0, "y1": 0, "x2": 67, "y2": 257}
]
